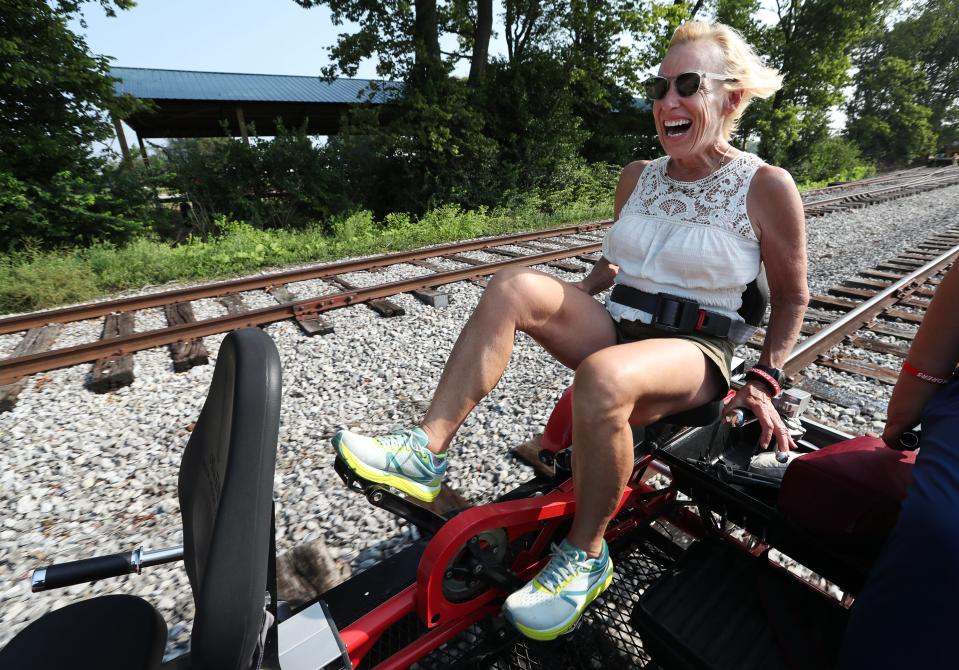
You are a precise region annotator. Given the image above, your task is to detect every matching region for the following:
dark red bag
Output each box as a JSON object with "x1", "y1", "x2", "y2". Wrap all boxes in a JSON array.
[{"x1": 777, "y1": 436, "x2": 917, "y2": 540}]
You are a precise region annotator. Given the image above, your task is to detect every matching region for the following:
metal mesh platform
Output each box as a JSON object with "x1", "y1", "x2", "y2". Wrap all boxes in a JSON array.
[{"x1": 357, "y1": 531, "x2": 677, "y2": 669}]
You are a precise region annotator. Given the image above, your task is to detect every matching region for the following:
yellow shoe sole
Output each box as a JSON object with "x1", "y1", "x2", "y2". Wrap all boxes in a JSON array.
[
  {"x1": 336, "y1": 439, "x2": 442, "y2": 503},
  {"x1": 510, "y1": 563, "x2": 615, "y2": 641}
]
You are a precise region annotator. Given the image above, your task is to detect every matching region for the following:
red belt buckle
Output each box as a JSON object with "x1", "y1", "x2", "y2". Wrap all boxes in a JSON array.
[{"x1": 695, "y1": 310, "x2": 706, "y2": 331}]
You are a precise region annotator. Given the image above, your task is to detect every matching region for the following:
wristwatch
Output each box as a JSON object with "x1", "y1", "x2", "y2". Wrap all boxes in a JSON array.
[{"x1": 746, "y1": 364, "x2": 786, "y2": 397}]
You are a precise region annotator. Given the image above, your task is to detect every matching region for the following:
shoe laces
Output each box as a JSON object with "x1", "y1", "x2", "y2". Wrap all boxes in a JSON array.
[
  {"x1": 378, "y1": 429, "x2": 425, "y2": 455},
  {"x1": 537, "y1": 543, "x2": 585, "y2": 592}
]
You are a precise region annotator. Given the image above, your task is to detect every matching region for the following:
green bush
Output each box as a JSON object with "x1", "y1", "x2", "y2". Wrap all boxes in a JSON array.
[
  {"x1": 790, "y1": 136, "x2": 876, "y2": 187},
  {"x1": 0, "y1": 187, "x2": 615, "y2": 313},
  {"x1": 0, "y1": 249, "x2": 101, "y2": 313}
]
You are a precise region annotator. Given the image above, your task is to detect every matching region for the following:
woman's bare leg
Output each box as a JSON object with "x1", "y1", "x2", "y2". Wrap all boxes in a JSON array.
[
  {"x1": 420, "y1": 266, "x2": 616, "y2": 454},
  {"x1": 566, "y1": 339, "x2": 725, "y2": 555}
]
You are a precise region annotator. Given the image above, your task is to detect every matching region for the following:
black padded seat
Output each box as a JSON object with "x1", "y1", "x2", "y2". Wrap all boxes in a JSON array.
[
  {"x1": 178, "y1": 327, "x2": 282, "y2": 669},
  {"x1": 660, "y1": 400, "x2": 724, "y2": 427},
  {"x1": 0, "y1": 594, "x2": 166, "y2": 669},
  {"x1": 0, "y1": 329, "x2": 283, "y2": 670}
]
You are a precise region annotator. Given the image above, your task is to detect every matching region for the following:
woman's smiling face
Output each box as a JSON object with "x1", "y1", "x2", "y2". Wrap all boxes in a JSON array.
[{"x1": 653, "y1": 40, "x2": 731, "y2": 160}]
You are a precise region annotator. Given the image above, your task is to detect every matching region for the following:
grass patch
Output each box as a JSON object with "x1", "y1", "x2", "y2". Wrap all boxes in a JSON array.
[
  {"x1": 0, "y1": 198, "x2": 613, "y2": 314},
  {"x1": 796, "y1": 164, "x2": 877, "y2": 191}
]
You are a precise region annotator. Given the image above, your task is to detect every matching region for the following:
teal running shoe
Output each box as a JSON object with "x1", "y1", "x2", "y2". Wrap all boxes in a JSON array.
[
  {"x1": 333, "y1": 426, "x2": 448, "y2": 502},
  {"x1": 503, "y1": 539, "x2": 614, "y2": 641}
]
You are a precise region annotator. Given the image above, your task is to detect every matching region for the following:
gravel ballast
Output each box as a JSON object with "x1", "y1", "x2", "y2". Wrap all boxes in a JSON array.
[{"x1": 2, "y1": 183, "x2": 958, "y2": 656}]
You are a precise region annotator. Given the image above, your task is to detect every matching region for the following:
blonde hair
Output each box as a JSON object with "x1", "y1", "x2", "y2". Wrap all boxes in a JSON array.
[{"x1": 669, "y1": 21, "x2": 783, "y2": 139}]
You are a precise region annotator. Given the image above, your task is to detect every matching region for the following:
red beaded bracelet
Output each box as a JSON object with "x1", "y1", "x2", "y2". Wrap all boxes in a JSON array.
[
  {"x1": 746, "y1": 367, "x2": 782, "y2": 397},
  {"x1": 902, "y1": 361, "x2": 950, "y2": 385}
]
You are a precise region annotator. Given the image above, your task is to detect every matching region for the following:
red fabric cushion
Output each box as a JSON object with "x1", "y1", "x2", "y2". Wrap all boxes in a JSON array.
[{"x1": 778, "y1": 436, "x2": 917, "y2": 539}]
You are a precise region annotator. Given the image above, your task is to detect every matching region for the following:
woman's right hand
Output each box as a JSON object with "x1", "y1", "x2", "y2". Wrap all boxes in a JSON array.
[{"x1": 881, "y1": 376, "x2": 940, "y2": 448}]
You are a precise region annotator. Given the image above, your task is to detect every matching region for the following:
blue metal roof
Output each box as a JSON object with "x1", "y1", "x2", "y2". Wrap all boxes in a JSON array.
[{"x1": 110, "y1": 67, "x2": 401, "y2": 104}]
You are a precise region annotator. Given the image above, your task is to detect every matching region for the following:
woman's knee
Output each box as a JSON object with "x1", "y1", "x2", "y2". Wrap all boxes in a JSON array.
[
  {"x1": 574, "y1": 353, "x2": 637, "y2": 421},
  {"x1": 484, "y1": 266, "x2": 559, "y2": 324}
]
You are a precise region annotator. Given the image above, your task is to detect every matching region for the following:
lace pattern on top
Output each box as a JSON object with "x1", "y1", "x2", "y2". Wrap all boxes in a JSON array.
[{"x1": 619, "y1": 153, "x2": 763, "y2": 241}]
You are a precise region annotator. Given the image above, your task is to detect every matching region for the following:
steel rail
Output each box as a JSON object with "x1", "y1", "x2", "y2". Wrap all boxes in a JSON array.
[
  {"x1": 0, "y1": 243, "x2": 601, "y2": 385},
  {"x1": 784, "y1": 243, "x2": 959, "y2": 375},
  {"x1": 803, "y1": 169, "x2": 959, "y2": 211},
  {"x1": 800, "y1": 167, "x2": 943, "y2": 197},
  {"x1": 0, "y1": 221, "x2": 610, "y2": 335},
  {"x1": 3, "y1": 167, "x2": 954, "y2": 337}
]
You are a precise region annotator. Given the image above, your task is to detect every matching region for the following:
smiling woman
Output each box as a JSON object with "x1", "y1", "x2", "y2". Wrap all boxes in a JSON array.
[{"x1": 330, "y1": 20, "x2": 810, "y2": 642}]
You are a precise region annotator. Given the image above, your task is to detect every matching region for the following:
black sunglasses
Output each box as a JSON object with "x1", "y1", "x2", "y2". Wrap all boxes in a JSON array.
[{"x1": 643, "y1": 72, "x2": 738, "y2": 100}]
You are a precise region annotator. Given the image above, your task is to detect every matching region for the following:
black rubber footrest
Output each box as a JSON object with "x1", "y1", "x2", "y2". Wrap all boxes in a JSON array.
[{"x1": 631, "y1": 539, "x2": 849, "y2": 670}]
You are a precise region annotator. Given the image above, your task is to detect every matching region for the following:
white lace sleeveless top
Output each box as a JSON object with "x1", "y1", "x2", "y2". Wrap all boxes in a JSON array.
[{"x1": 602, "y1": 152, "x2": 763, "y2": 323}]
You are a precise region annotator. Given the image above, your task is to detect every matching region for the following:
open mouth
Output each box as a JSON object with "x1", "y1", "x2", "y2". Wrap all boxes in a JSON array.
[{"x1": 664, "y1": 120, "x2": 692, "y2": 137}]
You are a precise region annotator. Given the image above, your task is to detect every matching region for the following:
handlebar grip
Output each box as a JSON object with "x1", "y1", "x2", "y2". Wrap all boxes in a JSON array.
[
  {"x1": 724, "y1": 408, "x2": 789, "y2": 463},
  {"x1": 32, "y1": 552, "x2": 133, "y2": 592},
  {"x1": 724, "y1": 408, "x2": 752, "y2": 428},
  {"x1": 896, "y1": 430, "x2": 921, "y2": 451}
]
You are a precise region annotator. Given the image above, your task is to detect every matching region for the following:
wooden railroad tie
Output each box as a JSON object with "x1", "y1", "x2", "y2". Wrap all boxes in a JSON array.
[
  {"x1": 409, "y1": 258, "x2": 478, "y2": 294},
  {"x1": 218, "y1": 293, "x2": 250, "y2": 315},
  {"x1": 808, "y1": 294, "x2": 925, "y2": 324},
  {"x1": 164, "y1": 303, "x2": 209, "y2": 372},
  {"x1": 847, "y1": 336, "x2": 910, "y2": 359},
  {"x1": 267, "y1": 285, "x2": 334, "y2": 336},
  {"x1": 0, "y1": 324, "x2": 62, "y2": 411},
  {"x1": 442, "y1": 254, "x2": 489, "y2": 287},
  {"x1": 325, "y1": 276, "x2": 405, "y2": 317},
  {"x1": 864, "y1": 322, "x2": 917, "y2": 341},
  {"x1": 88, "y1": 313, "x2": 135, "y2": 393},
  {"x1": 815, "y1": 355, "x2": 899, "y2": 385},
  {"x1": 395, "y1": 259, "x2": 451, "y2": 307},
  {"x1": 876, "y1": 259, "x2": 925, "y2": 273},
  {"x1": 510, "y1": 242, "x2": 586, "y2": 273},
  {"x1": 511, "y1": 434, "x2": 555, "y2": 478}
]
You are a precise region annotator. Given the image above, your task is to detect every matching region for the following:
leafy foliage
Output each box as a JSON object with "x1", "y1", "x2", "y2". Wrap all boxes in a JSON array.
[
  {"x1": 0, "y1": 0, "x2": 152, "y2": 250},
  {"x1": 159, "y1": 124, "x2": 350, "y2": 236},
  {"x1": 0, "y1": 189, "x2": 614, "y2": 313},
  {"x1": 847, "y1": 57, "x2": 937, "y2": 165},
  {"x1": 751, "y1": 0, "x2": 894, "y2": 167},
  {"x1": 847, "y1": 0, "x2": 958, "y2": 163}
]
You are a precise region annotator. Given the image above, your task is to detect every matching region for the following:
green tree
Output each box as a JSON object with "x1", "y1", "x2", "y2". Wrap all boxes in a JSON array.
[
  {"x1": 848, "y1": 0, "x2": 959, "y2": 157},
  {"x1": 0, "y1": 0, "x2": 153, "y2": 250},
  {"x1": 846, "y1": 56, "x2": 937, "y2": 164},
  {"x1": 752, "y1": 0, "x2": 893, "y2": 168}
]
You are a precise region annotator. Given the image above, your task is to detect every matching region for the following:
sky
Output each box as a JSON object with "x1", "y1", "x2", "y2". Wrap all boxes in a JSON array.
[{"x1": 73, "y1": 0, "x2": 386, "y2": 79}]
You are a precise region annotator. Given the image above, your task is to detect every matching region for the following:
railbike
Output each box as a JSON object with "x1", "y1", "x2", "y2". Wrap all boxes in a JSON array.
[{"x1": 0, "y1": 319, "x2": 913, "y2": 669}]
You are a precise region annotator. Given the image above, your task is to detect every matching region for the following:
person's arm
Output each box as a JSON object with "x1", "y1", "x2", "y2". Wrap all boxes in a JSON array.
[
  {"x1": 882, "y1": 263, "x2": 959, "y2": 447},
  {"x1": 571, "y1": 160, "x2": 648, "y2": 296},
  {"x1": 725, "y1": 165, "x2": 809, "y2": 452}
]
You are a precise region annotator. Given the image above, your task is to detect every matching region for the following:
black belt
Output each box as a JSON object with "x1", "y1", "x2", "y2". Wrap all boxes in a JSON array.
[{"x1": 610, "y1": 285, "x2": 735, "y2": 339}]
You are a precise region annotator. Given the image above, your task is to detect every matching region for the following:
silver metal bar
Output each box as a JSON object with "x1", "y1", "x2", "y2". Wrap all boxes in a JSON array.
[{"x1": 139, "y1": 546, "x2": 184, "y2": 569}]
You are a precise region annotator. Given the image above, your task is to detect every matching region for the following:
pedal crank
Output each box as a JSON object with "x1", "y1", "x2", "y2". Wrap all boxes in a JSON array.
[{"x1": 333, "y1": 454, "x2": 447, "y2": 536}]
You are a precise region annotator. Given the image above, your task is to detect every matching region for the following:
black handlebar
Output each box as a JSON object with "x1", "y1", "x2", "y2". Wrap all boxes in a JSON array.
[
  {"x1": 31, "y1": 545, "x2": 183, "y2": 592},
  {"x1": 33, "y1": 552, "x2": 133, "y2": 592}
]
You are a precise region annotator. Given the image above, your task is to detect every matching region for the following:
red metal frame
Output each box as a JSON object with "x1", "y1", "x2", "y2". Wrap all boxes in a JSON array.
[
  {"x1": 338, "y1": 386, "x2": 739, "y2": 667},
  {"x1": 338, "y1": 454, "x2": 676, "y2": 668}
]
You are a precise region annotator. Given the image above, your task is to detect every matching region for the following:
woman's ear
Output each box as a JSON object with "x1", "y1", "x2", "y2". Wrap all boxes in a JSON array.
[{"x1": 725, "y1": 89, "x2": 744, "y2": 115}]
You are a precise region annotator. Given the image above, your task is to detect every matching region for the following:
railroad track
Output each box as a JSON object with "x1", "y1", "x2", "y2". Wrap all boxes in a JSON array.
[
  {"x1": 778, "y1": 227, "x2": 959, "y2": 410},
  {"x1": 800, "y1": 166, "x2": 936, "y2": 200},
  {"x1": 2, "y1": 166, "x2": 958, "y2": 409}
]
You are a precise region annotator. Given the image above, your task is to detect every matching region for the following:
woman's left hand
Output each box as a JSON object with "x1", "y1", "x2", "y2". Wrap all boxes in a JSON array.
[{"x1": 723, "y1": 381, "x2": 796, "y2": 455}]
